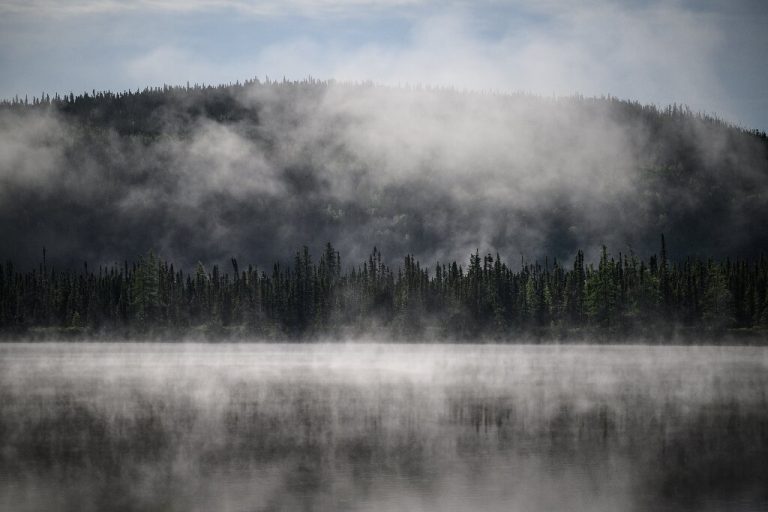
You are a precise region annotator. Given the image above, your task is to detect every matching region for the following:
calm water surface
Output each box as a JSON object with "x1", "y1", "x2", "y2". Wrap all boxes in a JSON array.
[{"x1": 1, "y1": 342, "x2": 767, "y2": 511}]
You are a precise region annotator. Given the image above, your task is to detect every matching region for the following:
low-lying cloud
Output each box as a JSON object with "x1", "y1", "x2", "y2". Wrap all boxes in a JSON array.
[{"x1": 0, "y1": 81, "x2": 766, "y2": 271}]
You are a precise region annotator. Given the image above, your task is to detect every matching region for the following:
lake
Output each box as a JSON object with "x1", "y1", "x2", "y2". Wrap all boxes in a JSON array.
[{"x1": 1, "y1": 343, "x2": 767, "y2": 511}]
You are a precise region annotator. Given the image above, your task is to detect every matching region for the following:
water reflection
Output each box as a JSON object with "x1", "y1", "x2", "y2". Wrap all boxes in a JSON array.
[{"x1": 1, "y1": 343, "x2": 767, "y2": 511}]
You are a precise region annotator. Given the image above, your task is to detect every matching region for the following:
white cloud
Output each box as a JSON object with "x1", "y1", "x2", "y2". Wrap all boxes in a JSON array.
[
  {"x1": 122, "y1": 2, "x2": 727, "y2": 119},
  {"x1": 332, "y1": 5, "x2": 724, "y2": 111},
  {"x1": 0, "y1": 0, "x2": 429, "y2": 17},
  {"x1": 4, "y1": 0, "x2": 737, "y2": 125}
]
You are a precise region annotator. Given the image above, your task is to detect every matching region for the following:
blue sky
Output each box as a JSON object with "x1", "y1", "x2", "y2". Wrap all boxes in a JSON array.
[{"x1": 1, "y1": 0, "x2": 767, "y2": 130}]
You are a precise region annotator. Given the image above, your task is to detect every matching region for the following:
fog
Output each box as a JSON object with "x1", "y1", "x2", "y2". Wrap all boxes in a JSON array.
[
  {"x1": 1, "y1": 342, "x2": 767, "y2": 511},
  {"x1": 1, "y1": 82, "x2": 766, "y2": 270}
]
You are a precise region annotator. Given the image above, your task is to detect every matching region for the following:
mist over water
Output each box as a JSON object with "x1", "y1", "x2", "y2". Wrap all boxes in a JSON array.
[{"x1": 1, "y1": 342, "x2": 767, "y2": 512}]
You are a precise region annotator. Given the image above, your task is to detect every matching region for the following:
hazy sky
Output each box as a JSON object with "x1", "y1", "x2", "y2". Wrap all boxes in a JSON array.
[{"x1": 1, "y1": 0, "x2": 767, "y2": 131}]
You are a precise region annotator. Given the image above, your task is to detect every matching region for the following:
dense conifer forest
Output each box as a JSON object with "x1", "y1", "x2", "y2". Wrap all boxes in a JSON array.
[
  {"x1": 1, "y1": 238, "x2": 766, "y2": 340},
  {"x1": 2, "y1": 79, "x2": 767, "y2": 340}
]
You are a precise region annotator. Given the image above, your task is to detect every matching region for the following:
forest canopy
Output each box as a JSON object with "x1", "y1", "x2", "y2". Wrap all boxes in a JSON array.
[{"x1": 1, "y1": 239, "x2": 767, "y2": 340}]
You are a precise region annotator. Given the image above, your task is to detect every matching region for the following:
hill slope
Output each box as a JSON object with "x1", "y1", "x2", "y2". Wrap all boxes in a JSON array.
[{"x1": 1, "y1": 79, "x2": 767, "y2": 268}]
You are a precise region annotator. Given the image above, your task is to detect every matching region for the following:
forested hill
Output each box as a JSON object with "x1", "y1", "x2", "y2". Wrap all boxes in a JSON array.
[
  {"x1": 1, "y1": 241, "x2": 767, "y2": 340},
  {"x1": 1, "y1": 78, "x2": 767, "y2": 270}
]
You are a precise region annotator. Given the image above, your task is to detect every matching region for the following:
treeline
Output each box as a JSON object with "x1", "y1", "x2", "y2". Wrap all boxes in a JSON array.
[
  {"x1": 1, "y1": 238, "x2": 767, "y2": 340},
  {"x1": 3, "y1": 76, "x2": 766, "y2": 140}
]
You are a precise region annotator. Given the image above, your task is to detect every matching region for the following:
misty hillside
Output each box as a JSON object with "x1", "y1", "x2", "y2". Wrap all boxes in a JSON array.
[{"x1": 1, "y1": 78, "x2": 767, "y2": 269}]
